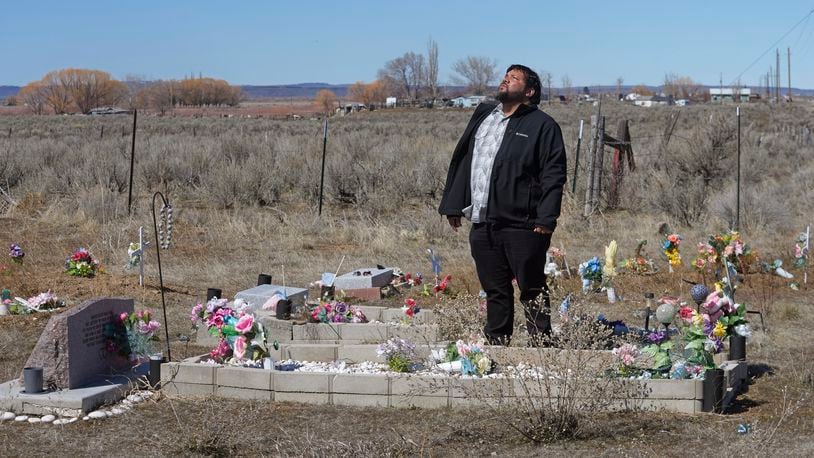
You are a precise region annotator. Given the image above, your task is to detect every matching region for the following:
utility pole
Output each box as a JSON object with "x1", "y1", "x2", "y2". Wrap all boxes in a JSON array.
[
  {"x1": 787, "y1": 47, "x2": 792, "y2": 102},
  {"x1": 776, "y1": 49, "x2": 781, "y2": 102},
  {"x1": 719, "y1": 73, "x2": 723, "y2": 103}
]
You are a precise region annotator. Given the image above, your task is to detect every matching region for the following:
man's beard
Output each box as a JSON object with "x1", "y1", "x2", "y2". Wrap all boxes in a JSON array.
[{"x1": 495, "y1": 88, "x2": 527, "y2": 104}]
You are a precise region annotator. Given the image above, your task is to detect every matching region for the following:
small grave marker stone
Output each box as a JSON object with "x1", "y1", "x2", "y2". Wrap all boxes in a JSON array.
[{"x1": 21, "y1": 297, "x2": 134, "y2": 390}]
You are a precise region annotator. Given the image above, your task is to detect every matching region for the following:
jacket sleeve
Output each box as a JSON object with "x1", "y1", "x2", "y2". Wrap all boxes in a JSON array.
[{"x1": 533, "y1": 119, "x2": 567, "y2": 231}]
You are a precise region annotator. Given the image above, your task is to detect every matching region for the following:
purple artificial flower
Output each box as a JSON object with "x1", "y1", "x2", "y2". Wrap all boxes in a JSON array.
[
  {"x1": 331, "y1": 313, "x2": 346, "y2": 323},
  {"x1": 9, "y1": 244, "x2": 24, "y2": 260},
  {"x1": 333, "y1": 302, "x2": 348, "y2": 315},
  {"x1": 647, "y1": 330, "x2": 667, "y2": 344}
]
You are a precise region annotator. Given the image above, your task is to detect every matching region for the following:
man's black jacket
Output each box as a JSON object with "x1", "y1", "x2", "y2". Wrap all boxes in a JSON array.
[{"x1": 438, "y1": 102, "x2": 568, "y2": 231}]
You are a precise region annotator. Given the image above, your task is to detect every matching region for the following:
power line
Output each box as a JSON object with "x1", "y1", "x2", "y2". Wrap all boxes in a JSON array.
[{"x1": 729, "y1": 8, "x2": 814, "y2": 85}]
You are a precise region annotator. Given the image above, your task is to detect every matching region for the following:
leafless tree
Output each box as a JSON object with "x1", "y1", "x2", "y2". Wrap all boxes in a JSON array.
[
  {"x1": 378, "y1": 51, "x2": 425, "y2": 100},
  {"x1": 426, "y1": 37, "x2": 439, "y2": 100},
  {"x1": 451, "y1": 56, "x2": 498, "y2": 95},
  {"x1": 615, "y1": 76, "x2": 624, "y2": 97},
  {"x1": 560, "y1": 74, "x2": 572, "y2": 99}
]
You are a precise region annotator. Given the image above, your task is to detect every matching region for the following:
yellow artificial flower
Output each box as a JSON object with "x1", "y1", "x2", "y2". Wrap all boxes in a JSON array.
[
  {"x1": 713, "y1": 322, "x2": 726, "y2": 338},
  {"x1": 603, "y1": 240, "x2": 618, "y2": 279},
  {"x1": 692, "y1": 311, "x2": 704, "y2": 326}
]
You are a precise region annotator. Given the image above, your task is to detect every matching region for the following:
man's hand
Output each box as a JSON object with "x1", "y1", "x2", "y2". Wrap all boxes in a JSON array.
[
  {"x1": 533, "y1": 226, "x2": 553, "y2": 235},
  {"x1": 447, "y1": 216, "x2": 462, "y2": 232}
]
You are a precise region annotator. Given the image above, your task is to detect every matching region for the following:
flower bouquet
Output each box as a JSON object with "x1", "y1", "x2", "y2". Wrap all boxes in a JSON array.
[
  {"x1": 126, "y1": 242, "x2": 143, "y2": 270},
  {"x1": 641, "y1": 329, "x2": 673, "y2": 372},
  {"x1": 603, "y1": 240, "x2": 618, "y2": 301},
  {"x1": 8, "y1": 244, "x2": 24, "y2": 264},
  {"x1": 693, "y1": 231, "x2": 755, "y2": 279},
  {"x1": 104, "y1": 309, "x2": 161, "y2": 363},
  {"x1": 191, "y1": 298, "x2": 272, "y2": 363},
  {"x1": 793, "y1": 231, "x2": 809, "y2": 269},
  {"x1": 622, "y1": 240, "x2": 656, "y2": 274},
  {"x1": 438, "y1": 339, "x2": 493, "y2": 376},
  {"x1": 401, "y1": 298, "x2": 421, "y2": 323},
  {"x1": 65, "y1": 248, "x2": 100, "y2": 277},
  {"x1": 611, "y1": 343, "x2": 641, "y2": 377},
  {"x1": 578, "y1": 256, "x2": 603, "y2": 293},
  {"x1": 12, "y1": 291, "x2": 65, "y2": 313},
  {"x1": 662, "y1": 233, "x2": 682, "y2": 272},
  {"x1": 309, "y1": 301, "x2": 368, "y2": 324},
  {"x1": 377, "y1": 337, "x2": 418, "y2": 372},
  {"x1": 391, "y1": 269, "x2": 423, "y2": 288}
]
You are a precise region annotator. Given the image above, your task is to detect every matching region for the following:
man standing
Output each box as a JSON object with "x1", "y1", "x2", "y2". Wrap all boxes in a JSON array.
[{"x1": 439, "y1": 64, "x2": 567, "y2": 345}]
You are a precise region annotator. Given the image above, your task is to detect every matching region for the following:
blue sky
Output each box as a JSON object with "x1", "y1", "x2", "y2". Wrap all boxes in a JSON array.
[{"x1": 2, "y1": 1, "x2": 814, "y2": 88}]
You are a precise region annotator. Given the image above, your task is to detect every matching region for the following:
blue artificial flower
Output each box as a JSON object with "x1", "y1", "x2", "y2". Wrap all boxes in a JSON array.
[
  {"x1": 460, "y1": 357, "x2": 475, "y2": 376},
  {"x1": 662, "y1": 240, "x2": 672, "y2": 250}
]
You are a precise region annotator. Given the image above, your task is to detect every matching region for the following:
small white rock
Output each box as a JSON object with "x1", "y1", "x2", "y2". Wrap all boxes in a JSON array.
[
  {"x1": 126, "y1": 395, "x2": 144, "y2": 403},
  {"x1": 41, "y1": 415, "x2": 55, "y2": 423},
  {"x1": 120, "y1": 400, "x2": 133, "y2": 407},
  {"x1": 104, "y1": 411, "x2": 113, "y2": 417},
  {"x1": 117, "y1": 404, "x2": 131, "y2": 411},
  {"x1": 110, "y1": 408, "x2": 124, "y2": 415},
  {"x1": 52, "y1": 419, "x2": 64, "y2": 425},
  {"x1": 28, "y1": 417, "x2": 41, "y2": 424},
  {"x1": 64, "y1": 417, "x2": 77, "y2": 424},
  {"x1": 1, "y1": 412, "x2": 15, "y2": 421},
  {"x1": 82, "y1": 416, "x2": 90, "y2": 421},
  {"x1": 88, "y1": 411, "x2": 107, "y2": 419},
  {"x1": 14, "y1": 415, "x2": 28, "y2": 422}
]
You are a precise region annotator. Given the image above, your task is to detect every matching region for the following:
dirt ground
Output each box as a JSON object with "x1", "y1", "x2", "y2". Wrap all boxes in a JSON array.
[{"x1": 0, "y1": 215, "x2": 812, "y2": 457}]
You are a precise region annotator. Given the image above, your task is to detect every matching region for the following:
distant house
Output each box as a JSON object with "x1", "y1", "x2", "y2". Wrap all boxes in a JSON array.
[
  {"x1": 89, "y1": 107, "x2": 130, "y2": 115},
  {"x1": 633, "y1": 95, "x2": 670, "y2": 107},
  {"x1": 450, "y1": 95, "x2": 487, "y2": 108},
  {"x1": 337, "y1": 102, "x2": 365, "y2": 115},
  {"x1": 710, "y1": 87, "x2": 751, "y2": 103},
  {"x1": 385, "y1": 97, "x2": 397, "y2": 108}
]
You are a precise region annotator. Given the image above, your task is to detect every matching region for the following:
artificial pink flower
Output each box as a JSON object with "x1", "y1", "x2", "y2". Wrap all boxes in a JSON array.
[
  {"x1": 678, "y1": 306, "x2": 694, "y2": 323},
  {"x1": 235, "y1": 314, "x2": 254, "y2": 334},
  {"x1": 119, "y1": 312, "x2": 128, "y2": 323},
  {"x1": 233, "y1": 336, "x2": 247, "y2": 360}
]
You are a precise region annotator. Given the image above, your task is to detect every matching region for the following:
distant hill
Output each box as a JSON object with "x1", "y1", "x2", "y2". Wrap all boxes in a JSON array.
[{"x1": 0, "y1": 86, "x2": 20, "y2": 99}]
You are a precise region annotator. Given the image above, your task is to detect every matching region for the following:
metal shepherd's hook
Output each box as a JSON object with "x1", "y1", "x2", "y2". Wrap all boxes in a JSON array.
[{"x1": 151, "y1": 192, "x2": 174, "y2": 361}]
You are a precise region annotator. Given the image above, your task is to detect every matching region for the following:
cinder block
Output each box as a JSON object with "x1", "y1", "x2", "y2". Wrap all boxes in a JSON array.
[
  {"x1": 255, "y1": 313, "x2": 295, "y2": 342},
  {"x1": 387, "y1": 324, "x2": 439, "y2": 343},
  {"x1": 216, "y1": 366, "x2": 273, "y2": 390},
  {"x1": 162, "y1": 381, "x2": 215, "y2": 397},
  {"x1": 340, "y1": 323, "x2": 388, "y2": 341},
  {"x1": 343, "y1": 287, "x2": 382, "y2": 301},
  {"x1": 390, "y1": 374, "x2": 448, "y2": 397},
  {"x1": 449, "y1": 396, "x2": 507, "y2": 408},
  {"x1": 331, "y1": 373, "x2": 389, "y2": 395},
  {"x1": 216, "y1": 386, "x2": 272, "y2": 401},
  {"x1": 381, "y1": 308, "x2": 435, "y2": 325},
  {"x1": 355, "y1": 305, "x2": 384, "y2": 322},
  {"x1": 274, "y1": 392, "x2": 330, "y2": 405},
  {"x1": 450, "y1": 377, "x2": 513, "y2": 398},
  {"x1": 293, "y1": 323, "x2": 343, "y2": 341},
  {"x1": 333, "y1": 393, "x2": 389, "y2": 407},
  {"x1": 162, "y1": 362, "x2": 217, "y2": 385},
  {"x1": 391, "y1": 395, "x2": 448, "y2": 409},
  {"x1": 274, "y1": 372, "x2": 331, "y2": 393},
  {"x1": 283, "y1": 344, "x2": 337, "y2": 362},
  {"x1": 638, "y1": 379, "x2": 699, "y2": 400},
  {"x1": 334, "y1": 267, "x2": 393, "y2": 289},
  {"x1": 337, "y1": 345, "x2": 382, "y2": 363}
]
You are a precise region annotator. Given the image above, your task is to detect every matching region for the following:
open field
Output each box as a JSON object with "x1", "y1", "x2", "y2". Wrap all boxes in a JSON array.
[{"x1": 0, "y1": 101, "x2": 813, "y2": 456}]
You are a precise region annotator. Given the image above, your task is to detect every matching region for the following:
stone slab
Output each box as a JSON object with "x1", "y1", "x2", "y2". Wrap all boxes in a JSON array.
[
  {"x1": 387, "y1": 324, "x2": 439, "y2": 343},
  {"x1": 340, "y1": 323, "x2": 388, "y2": 342},
  {"x1": 334, "y1": 268, "x2": 393, "y2": 290},
  {"x1": 23, "y1": 297, "x2": 134, "y2": 390},
  {"x1": 391, "y1": 394, "x2": 449, "y2": 409},
  {"x1": 235, "y1": 284, "x2": 308, "y2": 312},
  {"x1": 293, "y1": 323, "x2": 343, "y2": 341},
  {"x1": 0, "y1": 364, "x2": 146, "y2": 415},
  {"x1": 354, "y1": 305, "x2": 384, "y2": 322},
  {"x1": 390, "y1": 375, "x2": 448, "y2": 397}
]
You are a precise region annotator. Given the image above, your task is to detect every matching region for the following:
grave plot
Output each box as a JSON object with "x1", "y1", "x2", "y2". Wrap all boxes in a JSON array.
[{"x1": 0, "y1": 298, "x2": 156, "y2": 417}]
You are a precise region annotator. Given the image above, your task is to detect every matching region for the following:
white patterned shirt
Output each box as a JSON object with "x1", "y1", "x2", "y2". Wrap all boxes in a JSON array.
[{"x1": 465, "y1": 104, "x2": 510, "y2": 223}]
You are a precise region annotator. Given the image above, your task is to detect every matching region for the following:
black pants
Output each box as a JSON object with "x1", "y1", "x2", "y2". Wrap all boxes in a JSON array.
[{"x1": 470, "y1": 222, "x2": 551, "y2": 345}]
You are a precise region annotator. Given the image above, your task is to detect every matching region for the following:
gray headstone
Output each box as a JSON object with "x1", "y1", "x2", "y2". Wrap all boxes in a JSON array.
[
  {"x1": 21, "y1": 297, "x2": 134, "y2": 390},
  {"x1": 234, "y1": 284, "x2": 308, "y2": 312},
  {"x1": 333, "y1": 268, "x2": 393, "y2": 290}
]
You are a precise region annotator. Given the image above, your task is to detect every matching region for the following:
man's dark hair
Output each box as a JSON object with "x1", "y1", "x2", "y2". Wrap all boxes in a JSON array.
[{"x1": 506, "y1": 64, "x2": 541, "y2": 106}]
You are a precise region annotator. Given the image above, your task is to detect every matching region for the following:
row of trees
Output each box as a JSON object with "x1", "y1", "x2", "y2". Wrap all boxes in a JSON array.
[{"x1": 19, "y1": 69, "x2": 243, "y2": 114}]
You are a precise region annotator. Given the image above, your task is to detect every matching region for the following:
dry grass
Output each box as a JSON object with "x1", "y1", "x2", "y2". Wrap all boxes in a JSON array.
[{"x1": 0, "y1": 102, "x2": 813, "y2": 455}]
